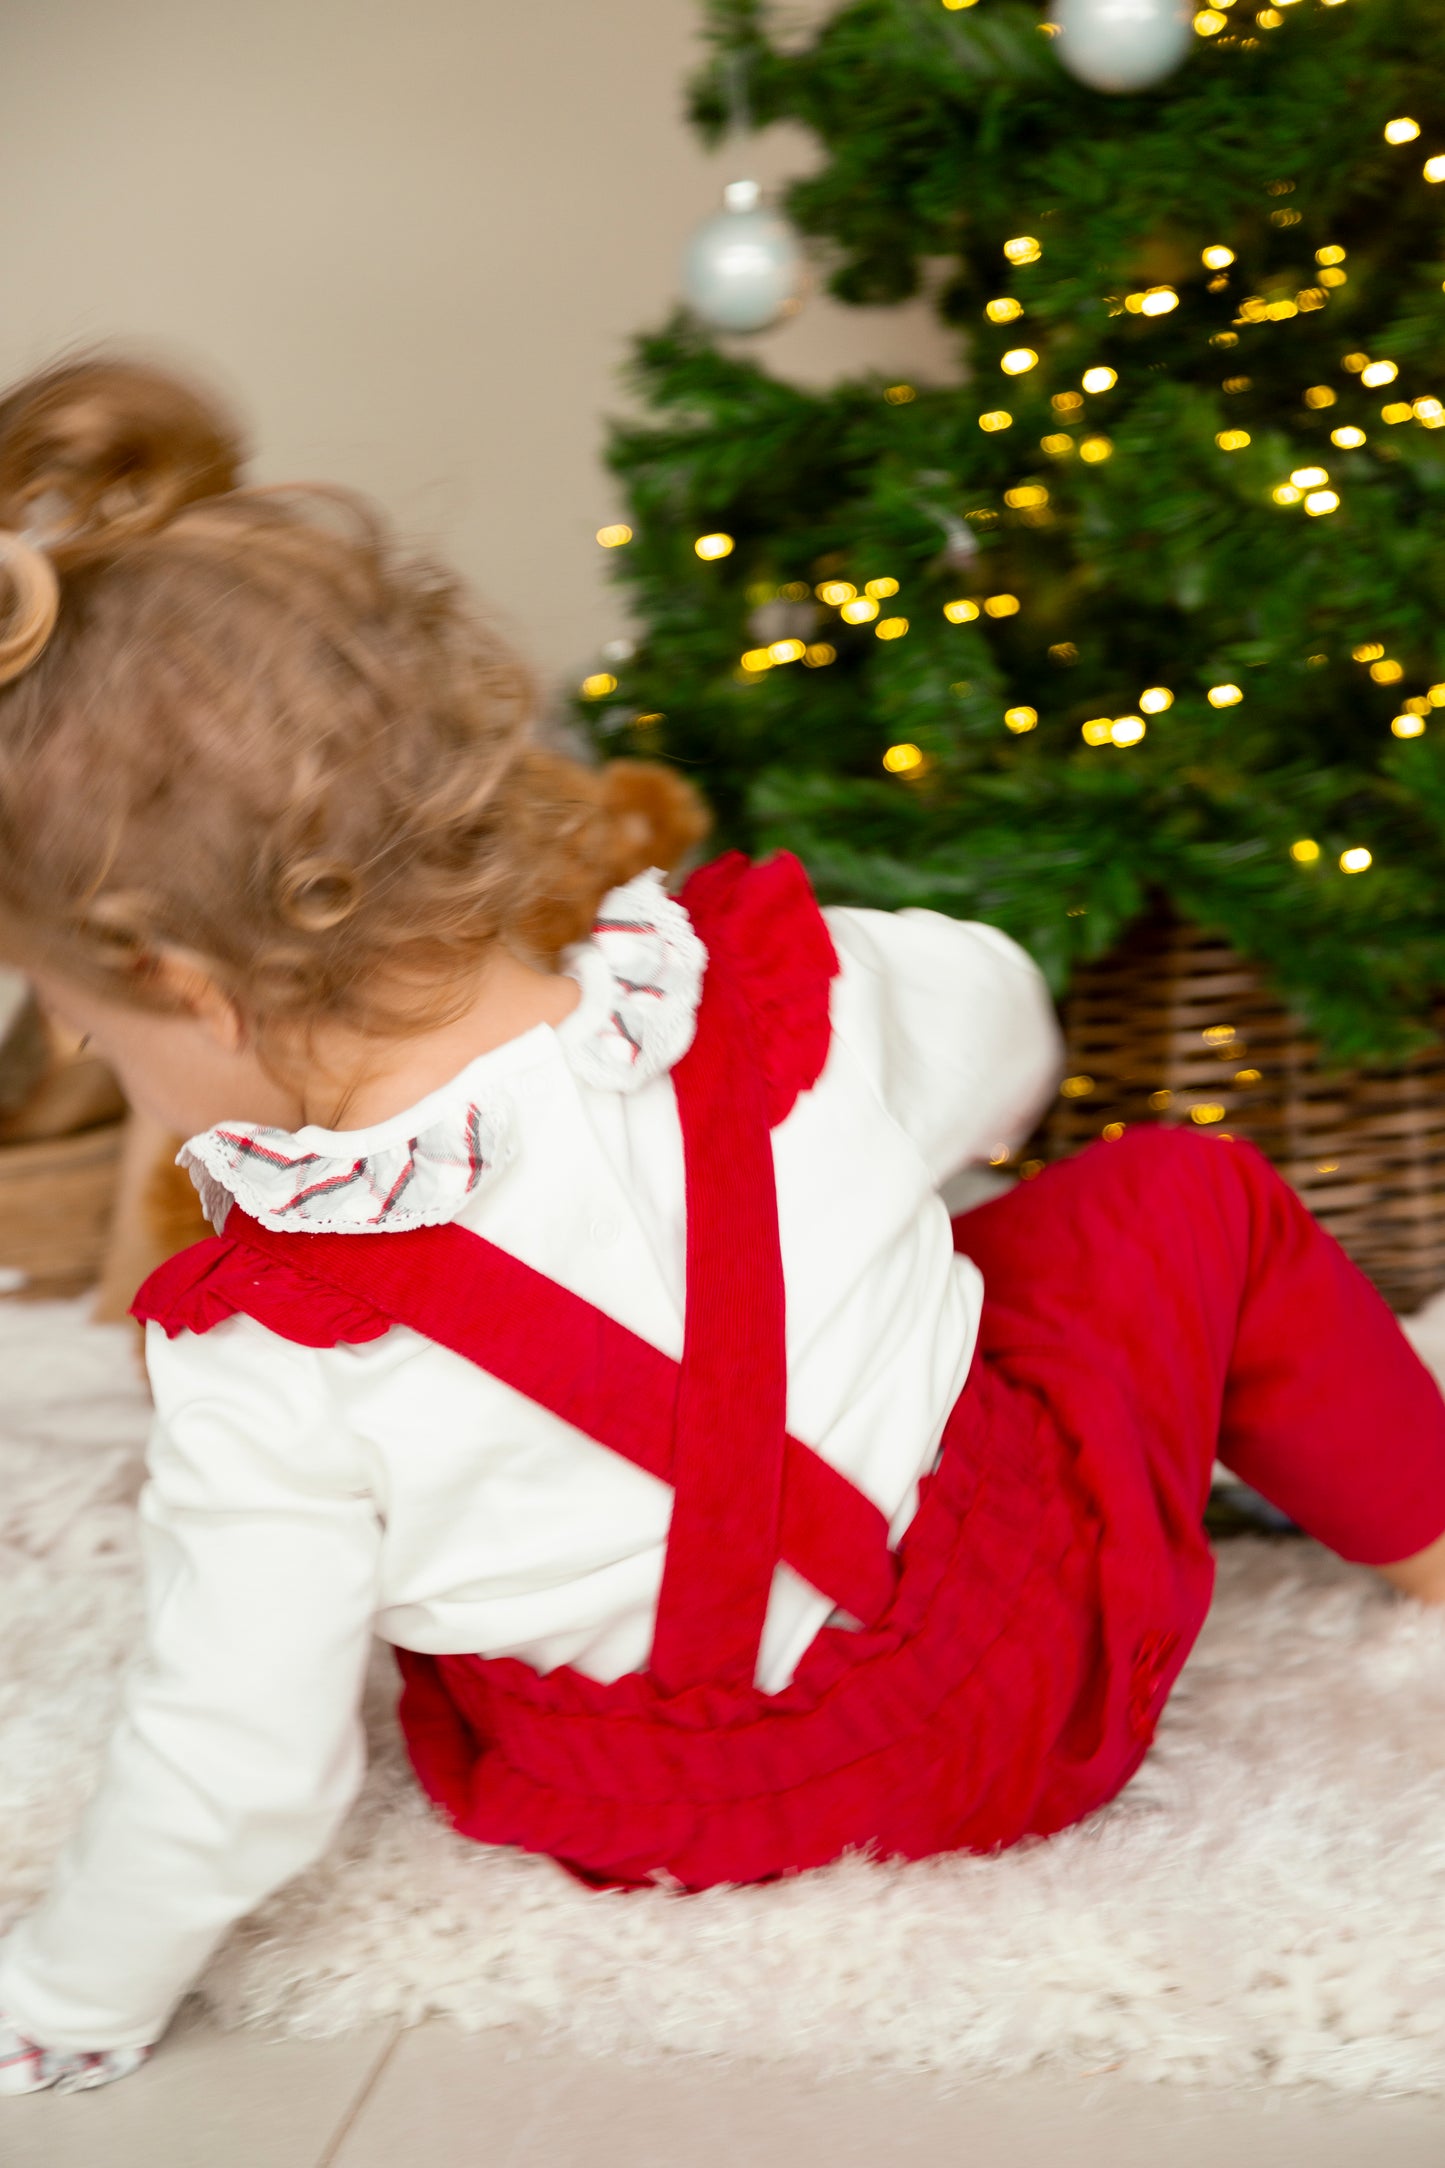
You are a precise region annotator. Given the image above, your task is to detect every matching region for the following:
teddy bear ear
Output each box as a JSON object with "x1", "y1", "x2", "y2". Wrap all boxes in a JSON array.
[{"x1": 597, "y1": 760, "x2": 712, "y2": 885}]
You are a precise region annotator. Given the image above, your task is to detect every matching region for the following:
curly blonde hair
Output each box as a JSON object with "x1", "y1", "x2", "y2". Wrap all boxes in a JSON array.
[{"x1": 0, "y1": 355, "x2": 707, "y2": 1040}]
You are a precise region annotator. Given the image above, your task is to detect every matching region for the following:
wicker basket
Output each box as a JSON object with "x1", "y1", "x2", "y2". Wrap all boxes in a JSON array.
[
  {"x1": 1034, "y1": 911, "x2": 1445, "y2": 1315},
  {"x1": 0, "y1": 1122, "x2": 126, "y2": 1298}
]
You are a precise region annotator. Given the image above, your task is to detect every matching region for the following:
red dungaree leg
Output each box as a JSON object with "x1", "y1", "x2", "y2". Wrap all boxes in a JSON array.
[{"x1": 954, "y1": 1126, "x2": 1445, "y2": 1568}]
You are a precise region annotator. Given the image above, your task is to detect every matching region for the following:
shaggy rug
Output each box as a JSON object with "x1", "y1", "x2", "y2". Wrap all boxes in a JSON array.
[{"x1": 2, "y1": 1296, "x2": 1445, "y2": 2097}]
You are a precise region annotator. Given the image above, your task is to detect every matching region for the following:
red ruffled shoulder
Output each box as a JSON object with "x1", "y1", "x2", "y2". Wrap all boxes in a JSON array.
[
  {"x1": 133, "y1": 1231, "x2": 392, "y2": 1345},
  {"x1": 678, "y1": 851, "x2": 838, "y2": 1128}
]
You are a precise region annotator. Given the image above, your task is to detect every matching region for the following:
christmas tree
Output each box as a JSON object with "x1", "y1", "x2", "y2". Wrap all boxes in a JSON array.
[{"x1": 581, "y1": 0, "x2": 1445, "y2": 1062}]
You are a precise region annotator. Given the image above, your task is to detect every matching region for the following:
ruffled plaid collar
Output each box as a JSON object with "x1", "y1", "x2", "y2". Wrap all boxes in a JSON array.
[{"x1": 180, "y1": 870, "x2": 707, "y2": 1235}]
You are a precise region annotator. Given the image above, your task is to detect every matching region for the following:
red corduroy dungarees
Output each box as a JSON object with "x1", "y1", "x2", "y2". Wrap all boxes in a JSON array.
[{"x1": 137, "y1": 855, "x2": 1445, "y2": 1889}]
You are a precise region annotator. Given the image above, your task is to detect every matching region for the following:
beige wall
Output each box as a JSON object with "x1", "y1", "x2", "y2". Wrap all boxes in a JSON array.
[{"x1": 0, "y1": 0, "x2": 957, "y2": 695}]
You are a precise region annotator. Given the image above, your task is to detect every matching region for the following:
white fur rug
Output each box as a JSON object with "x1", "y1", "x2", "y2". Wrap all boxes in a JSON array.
[{"x1": 3, "y1": 1297, "x2": 1445, "y2": 2097}]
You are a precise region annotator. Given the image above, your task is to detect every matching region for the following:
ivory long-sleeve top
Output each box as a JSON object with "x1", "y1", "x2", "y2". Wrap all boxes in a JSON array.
[{"x1": 0, "y1": 872, "x2": 1062, "y2": 2053}]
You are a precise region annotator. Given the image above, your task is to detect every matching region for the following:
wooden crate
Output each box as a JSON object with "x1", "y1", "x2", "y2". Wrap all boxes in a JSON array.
[
  {"x1": 0, "y1": 1122, "x2": 126, "y2": 1298},
  {"x1": 1034, "y1": 912, "x2": 1445, "y2": 1315}
]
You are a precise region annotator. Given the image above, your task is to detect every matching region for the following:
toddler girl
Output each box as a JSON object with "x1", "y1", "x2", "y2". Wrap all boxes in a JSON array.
[{"x1": 2, "y1": 358, "x2": 1443, "y2": 2095}]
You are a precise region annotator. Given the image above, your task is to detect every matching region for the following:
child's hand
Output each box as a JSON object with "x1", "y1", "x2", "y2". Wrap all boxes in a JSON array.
[{"x1": 1, "y1": 2018, "x2": 150, "y2": 2095}]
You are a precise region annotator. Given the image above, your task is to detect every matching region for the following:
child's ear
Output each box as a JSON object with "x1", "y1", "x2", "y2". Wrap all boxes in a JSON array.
[{"x1": 144, "y1": 949, "x2": 247, "y2": 1055}]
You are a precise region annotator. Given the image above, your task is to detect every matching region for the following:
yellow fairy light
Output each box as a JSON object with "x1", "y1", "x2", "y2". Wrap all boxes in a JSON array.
[
  {"x1": 1202, "y1": 245, "x2": 1235, "y2": 269},
  {"x1": 1194, "y1": 9, "x2": 1227, "y2": 33},
  {"x1": 1316, "y1": 246, "x2": 1346, "y2": 266},
  {"x1": 943, "y1": 598, "x2": 981, "y2": 623},
  {"x1": 1290, "y1": 838, "x2": 1320, "y2": 862},
  {"x1": 941, "y1": 0, "x2": 980, "y2": 9},
  {"x1": 1190, "y1": 1104, "x2": 1227, "y2": 1125},
  {"x1": 1303, "y1": 385, "x2": 1337, "y2": 409},
  {"x1": 816, "y1": 579, "x2": 857, "y2": 605},
  {"x1": 1110, "y1": 716, "x2": 1147, "y2": 745},
  {"x1": 1290, "y1": 465, "x2": 1329, "y2": 487},
  {"x1": 865, "y1": 576, "x2": 900, "y2": 598},
  {"x1": 1004, "y1": 237, "x2": 1042, "y2": 265},
  {"x1": 1264, "y1": 299, "x2": 1298, "y2": 320},
  {"x1": 985, "y1": 593, "x2": 1021, "y2": 617},
  {"x1": 1258, "y1": 8, "x2": 1283, "y2": 25},
  {"x1": 883, "y1": 742, "x2": 925, "y2": 774},
  {"x1": 739, "y1": 649, "x2": 774, "y2": 673},
  {"x1": 1296, "y1": 288, "x2": 1328, "y2": 312},
  {"x1": 1414, "y1": 397, "x2": 1445, "y2": 423},
  {"x1": 1208, "y1": 683, "x2": 1243, "y2": 706},
  {"x1": 1001, "y1": 348, "x2": 1039, "y2": 375},
  {"x1": 694, "y1": 532, "x2": 735, "y2": 560},
  {"x1": 595, "y1": 524, "x2": 633, "y2": 548},
  {"x1": 1126, "y1": 287, "x2": 1179, "y2": 316},
  {"x1": 580, "y1": 672, "x2": 619, "y2": 697},
  {"x1": 840, "y1": 597, "x2": 880, "y2": 624},
  {"x1": 1304, "y1": 489, "x2": 1340, "y2": 515},
  {"x1": 1342, "y1": 352, "x2": 1368, "y2": 372},
  {"x1": 1360, "y1": 360, "x2": 1398, "y2": 388},
  {"x1": 884, "y1": 383, "x2": 917, "y2": 405},
  {"x1": 1273, "y1": 483, "x2": 1303, "y2": 505},
  {"x1": 1004, "y1": 484, "x2": 1049, "y2": 508},
  {"x1": 1425, "y1": 155, "x2": 1445, "y2": 182},
  {"x1": 1405, "y1": 695, "x2": 1432, "y2": 714},
  {"x1": 768, "y1": 638, "x2": 806, "y2": 664},
  {"x1": 1429, "y1": 683, "x2": 1445, "y2": 706},
  {"x1": 1319, "y1": 267, "x2": 1348, "y2": 289},
  {"x1": 1216, "y1": 429, "x2": 1251, "y2": 450},
  {"x1": 1101, "y1": 1122, "x2": 1129, "y2": 1142},
  {"x1": 874, "y1": 616, "x2": 909, "y2": 641},
  {"x1": 986, "y1": 297, "x2": 1025, "y2": 323},
  {"x1": 1392, "y1": 713, "x2": 1427, "y2": 737},
  {"x1": 1081, "y1": 718, "x2": 1114, "y2": 745},
  {"x1": 1052, "y1": 390, "x2": 1085, "y2": 415},
  {"x1": 1004, "y1": 705, "x2": 1039, "y2": 733},
  {"x1": 1384, "y1": 118, "x2": 1421, "y2": 144},
  {"x1": 1079, "y1": 436, "x2": 1113, "y2": 463},
  {"x1": 1340, "y1": 846, "x2": 1372, "y2": 872},
  {"x1": 1331, "y1": 425, "x2": 1366, "y2": 448},
  {"x1": 1060, "y1": 1074, "x2": 1095, "y2": 1098},
  {"x1": 1382, "y1": 401, "x2": 1414, "y2": 424},
  {"x1": 979, "y1": 410, "x2": 1013, "y2": 432},
  {"x1": 802, "y1": 643, "x2": 836, "y2": 667},
  {"x1": 1370, "y1": 658, "x2": 1403, "y2": 682},
  {"x1": 1041, "y1": 432, "x2": 1075, "y2": 455},
  {"x1": 1139, "y1": 687, "x2": 1174, "y2": 713},
  {"x1": 1352, "y1": 642, "x2": 1385, "y2": 661},
  {"x1": 1082, "y1": 366, "x2": 1118, "y2": 393}
]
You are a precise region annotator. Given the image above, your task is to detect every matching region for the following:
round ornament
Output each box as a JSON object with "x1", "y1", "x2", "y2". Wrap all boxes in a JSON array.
[
  {"x1": 682, "y1": 180, "x2": 806, "y2": 334},
  {"x1": 1055, "y1": 0, "x2": 1192, "y2": 93}
]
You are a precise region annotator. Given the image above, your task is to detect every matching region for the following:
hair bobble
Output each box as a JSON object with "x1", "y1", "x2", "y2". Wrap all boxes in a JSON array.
[{"x1": 0, "y1": 528, "x2": 59, "y2": 687}]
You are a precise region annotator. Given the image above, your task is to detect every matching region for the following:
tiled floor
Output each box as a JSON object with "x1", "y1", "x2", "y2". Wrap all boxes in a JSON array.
[{"x1": 5, "y1": 2011, "x2": 1445, "y2": 2166}]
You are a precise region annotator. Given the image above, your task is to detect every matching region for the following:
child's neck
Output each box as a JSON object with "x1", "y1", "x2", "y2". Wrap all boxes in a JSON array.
[{"x1": 298, "y1": 950, "x2": 580, "y2": 1132}]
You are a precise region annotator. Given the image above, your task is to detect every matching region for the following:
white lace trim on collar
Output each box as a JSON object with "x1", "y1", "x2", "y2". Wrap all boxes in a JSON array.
[{"x1": 180, "y1": 869, "x2": 707, "y2": 1235}]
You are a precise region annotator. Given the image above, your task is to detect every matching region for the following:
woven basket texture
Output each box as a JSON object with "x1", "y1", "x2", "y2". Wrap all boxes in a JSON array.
[
  {"x1": 1035, "y1": 911, "x2": 1445, "y2": 1315},
  {"x1": 0, "y1": 1122, "x2": 124, "y2": 1297}
]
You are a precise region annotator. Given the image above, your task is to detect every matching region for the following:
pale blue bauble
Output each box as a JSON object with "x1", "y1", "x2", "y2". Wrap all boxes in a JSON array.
[
  {"x1": 682, "y1": 180, "x2": 805, "y2": 335},
  {"x1": 1055, "y1": 0, "x2": 1193, "y2": 93}
]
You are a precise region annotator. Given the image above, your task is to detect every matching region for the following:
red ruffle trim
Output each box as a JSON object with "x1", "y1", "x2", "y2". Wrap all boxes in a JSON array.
[
  {"x1": 134, "y1": 851, "x2": 837, "y2": 1343},
  {"x1": 679, "y1": 850, "x2": 838, "y2": 1128},
  {"x1": 133, "y1": 1229, "x2": 391, "y2": 1344}
]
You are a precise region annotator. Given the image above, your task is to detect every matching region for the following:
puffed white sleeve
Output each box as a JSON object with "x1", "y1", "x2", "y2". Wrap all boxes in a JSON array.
[
  {"x1": 823, "y1": 905, "x2": 1064, "y2": 1187},
  {"x1": 0, "y1": 1316, "x2": 380, "y2": 2053}
]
